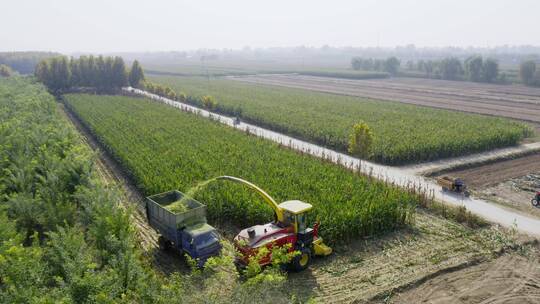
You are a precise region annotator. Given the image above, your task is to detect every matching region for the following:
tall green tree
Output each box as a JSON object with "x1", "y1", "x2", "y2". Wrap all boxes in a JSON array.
[
  {"x1": 482, "y1": 58, "x2": 499, "y2": 83},
  {"x1": 465, "y1": 55, "x2": 483, "y2": 82},
  {"x1": 520, "y1": 60, "x2": 537, "y2": 85},
  {"x1": 40, "y1": 56, "x2": 71, "y2": 93},
  {"x1": 384, "y1": 57, "x2": 400, "y2": 75},
  {"x1": 55, "y1": 56, "x2": 71, "y2": 91},
  {"x1": 69, "y1": 57, "x2": 81, "y2": 87},
  {"x1": 128, "y1": 60, "x2": 145, "y2": 88},
  {"x1": 85, "y1": 55, "x2": 97, "y2": 87},
  {"x1": 111, "y1": 56, "x2": 128, "y2": 88},
  {"x1": 34, "y1": 60, "x2": 50, "y2": 85},
  {"x1": 439, "y1": 57, "x2": 463, "y2": 80}
]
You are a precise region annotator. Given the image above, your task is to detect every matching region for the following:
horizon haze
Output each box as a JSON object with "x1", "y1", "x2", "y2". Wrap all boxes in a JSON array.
[{"x1": 1, "y1": 0, "x2": 539, "y2": 53}]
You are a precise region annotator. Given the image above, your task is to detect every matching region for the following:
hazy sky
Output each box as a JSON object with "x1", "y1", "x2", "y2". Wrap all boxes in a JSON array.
[{"x1": 2, "y1": 0, "x2": 539, "y2": 53}]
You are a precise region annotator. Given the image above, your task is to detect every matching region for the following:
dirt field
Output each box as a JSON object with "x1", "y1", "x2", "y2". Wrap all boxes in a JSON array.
[
  {"x1": 392, "y1": 250, "x2": 540, "y2": 304},
  {"x1": 435, "y1": 153, "x2": 540, "y2": 217},
  {"x1": 232, "y1": 74, "x2": 540, "y2": 123}
]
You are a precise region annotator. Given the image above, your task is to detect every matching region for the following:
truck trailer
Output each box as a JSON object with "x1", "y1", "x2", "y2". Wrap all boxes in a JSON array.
[{"x1": 145, "y1": 190, "x2": 221, "y2": 266}]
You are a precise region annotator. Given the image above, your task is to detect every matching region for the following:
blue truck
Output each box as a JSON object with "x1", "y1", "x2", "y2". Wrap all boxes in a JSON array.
[{"x1": 145, "y1": 190, "x2": 221, "y2": 265}]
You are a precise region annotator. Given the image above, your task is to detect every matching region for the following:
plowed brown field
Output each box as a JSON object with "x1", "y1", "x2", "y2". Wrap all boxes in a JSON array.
[{"x1": 233, "y1": 75, "x2": 540, "y2": 123}]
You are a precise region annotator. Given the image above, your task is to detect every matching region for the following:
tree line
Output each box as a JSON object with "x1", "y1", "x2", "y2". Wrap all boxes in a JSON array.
[
  {"x1": 404, "y1": 56, "x2": 500, "y2": 82},
  {"x1": 351, "y1": 57, "x2": 401, "y2": 75},
  {"x1": 352, "y1": 55, "x2": 505, "y2": 83},
  {"x1": 35, "y1": 55, "x2": 145, "y2": 93}
]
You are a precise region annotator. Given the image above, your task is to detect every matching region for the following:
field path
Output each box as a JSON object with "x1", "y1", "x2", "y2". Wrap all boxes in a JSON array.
[{"x1": 125, "y1": 87, "x2": 540, "y2": 238}]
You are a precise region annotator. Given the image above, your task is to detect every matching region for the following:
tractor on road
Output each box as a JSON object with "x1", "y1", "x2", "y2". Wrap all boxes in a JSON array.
[{"x1": 437, "y1": 175, "x2": 470, "y2": 197}]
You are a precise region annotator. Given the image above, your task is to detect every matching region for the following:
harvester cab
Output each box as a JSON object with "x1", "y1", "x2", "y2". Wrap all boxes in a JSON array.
[{"x1": 215, "y1": 176, "x2": 332, "y2": 271}]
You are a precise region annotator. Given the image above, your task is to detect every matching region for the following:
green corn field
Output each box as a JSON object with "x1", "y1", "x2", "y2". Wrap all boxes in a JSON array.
[
  {"x1": 65, "y1": 93, "x2": 419, "y2": 242},
  {"x1": 151, "y1": 76, "x2": 533, "y2": 165}
]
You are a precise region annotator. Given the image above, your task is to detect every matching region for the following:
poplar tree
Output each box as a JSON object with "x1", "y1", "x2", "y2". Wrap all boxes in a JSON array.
[{"x1": 128, "y1": 60, "x2": 145, "y2": 88}]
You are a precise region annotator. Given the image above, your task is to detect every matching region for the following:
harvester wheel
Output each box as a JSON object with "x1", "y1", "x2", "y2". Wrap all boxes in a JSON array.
[
  {"x1": 234, "y1": 259, "x2": 247, "y2": 274},
  {"x1": 532, "y1": 199, "x2": 539, "y2": 207},
  {"x1": 291, "y1": 248, "x2": 311, "y2": 272},
  {"x1": 158, "y1": 236, "x2": 172, "y2": 251}
]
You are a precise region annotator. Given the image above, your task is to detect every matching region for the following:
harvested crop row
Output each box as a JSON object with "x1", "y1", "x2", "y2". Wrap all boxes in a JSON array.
[
  {"x1": 65, "y1": 94, "x2": 417, "y2": 242},
  {"x1": 151, "y1": 76, "x2": 532, "y2": 165}
]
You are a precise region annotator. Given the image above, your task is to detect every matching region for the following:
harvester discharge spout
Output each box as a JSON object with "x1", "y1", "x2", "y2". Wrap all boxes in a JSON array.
[{"x1": 215, "y1": 175, "x2": 284, "y2": 222}]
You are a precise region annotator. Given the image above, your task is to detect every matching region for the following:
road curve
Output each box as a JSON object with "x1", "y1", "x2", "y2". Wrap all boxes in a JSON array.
[
  {"x1": 124, "y1": 87, "x2": 540, "y2": 238},
  {"x1": 401, "y1": 142, "x2": 540, "y2": 175}
]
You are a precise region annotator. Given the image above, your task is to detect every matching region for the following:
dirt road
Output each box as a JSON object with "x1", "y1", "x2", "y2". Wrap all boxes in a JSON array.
[{"x1": 231, "y1": 74, "x2": 540, "y2": 123}]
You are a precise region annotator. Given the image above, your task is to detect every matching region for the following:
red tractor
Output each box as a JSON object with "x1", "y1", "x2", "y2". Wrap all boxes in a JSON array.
[{"x1": 216, "y1": 176, "x2": 332, "y2": 271}]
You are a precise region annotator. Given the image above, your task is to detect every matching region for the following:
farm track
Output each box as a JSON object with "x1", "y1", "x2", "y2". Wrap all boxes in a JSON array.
[
  {"x1": 58, "y1": 103, "x2": 187, "y2": 275},
  {"x1": 231, "y1": 75, "x2": 540, "y2": 123}
]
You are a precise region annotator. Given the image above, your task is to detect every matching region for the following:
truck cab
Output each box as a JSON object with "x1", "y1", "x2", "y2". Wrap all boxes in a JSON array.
[{"x1": 182, "y1": 223, "x2": 221, "y2": 264}]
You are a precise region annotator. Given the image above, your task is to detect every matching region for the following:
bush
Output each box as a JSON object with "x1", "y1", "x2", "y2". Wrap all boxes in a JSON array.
[{"x1": 348, "y1": 122, "x2": 374, "y2": 159}]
